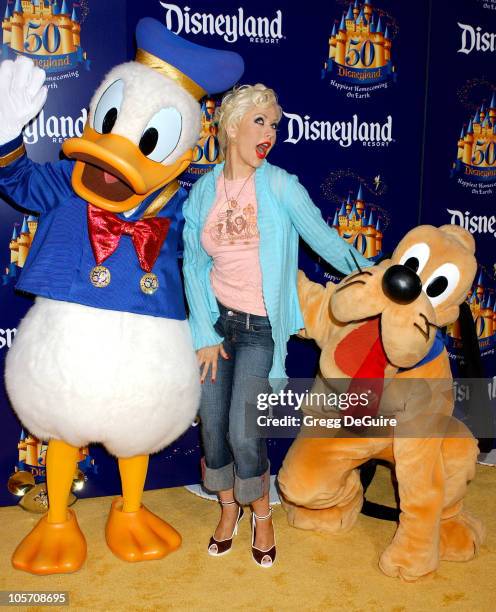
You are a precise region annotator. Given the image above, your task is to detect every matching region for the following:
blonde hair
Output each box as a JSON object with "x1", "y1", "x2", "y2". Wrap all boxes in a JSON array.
[{"x1": 215, "y1": 84, "x2": 282, "y2": 153}]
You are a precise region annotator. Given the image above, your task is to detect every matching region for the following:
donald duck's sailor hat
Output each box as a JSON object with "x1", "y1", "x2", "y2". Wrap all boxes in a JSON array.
[{"x1": 135, "y1": 17, "x2": 244, "y2": 100}]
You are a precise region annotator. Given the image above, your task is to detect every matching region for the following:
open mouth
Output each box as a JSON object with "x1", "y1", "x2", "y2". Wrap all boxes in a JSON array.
[
  {"x1": 255, "y1": 141, "x2": 271, "y2": 159},
  {"x1": 81, "y1": 163, "x2": 135, "y2": 203}
]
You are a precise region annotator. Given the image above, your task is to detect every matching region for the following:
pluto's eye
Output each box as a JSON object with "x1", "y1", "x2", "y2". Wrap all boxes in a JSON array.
[
  {"x1": 404, "y1": 257, "x2": 419, "y2": 272},
  {"x1": 139, "y1": 108, "x2": 182, "y2": 163},
  {"x1": 426, "y1": 277, "x2": 448, "y2": 297},
  {"x1": 93, "y1": 80, "x2": 124, "y2": 134},
  {"x1": 399, "y1": 243, "x2": 430, "y2": 275},
  {"x1": 423, "y1": 263, "x2": 460, "y2": 307}
]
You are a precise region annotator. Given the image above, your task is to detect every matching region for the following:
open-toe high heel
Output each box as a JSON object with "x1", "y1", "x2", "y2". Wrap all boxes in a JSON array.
[
  {"x1": 251, "y1": 508, "x2": 276, "y2": 568},
  {"x1": 207, "y1": 500, "x2": 244, "y2": 557}
]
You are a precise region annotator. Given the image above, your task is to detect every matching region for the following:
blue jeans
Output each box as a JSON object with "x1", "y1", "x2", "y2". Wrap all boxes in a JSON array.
[{"x1": 199, "y1": 301, "x2": 274, "y2": 504}]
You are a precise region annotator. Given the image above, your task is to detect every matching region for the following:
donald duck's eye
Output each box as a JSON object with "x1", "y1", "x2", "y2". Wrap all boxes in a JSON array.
[
  {"x1": 139, "y1": 128, "x2": 159, "y2": 156},
  {"x1": 93, "y1": 80, "x2": 124, "y2": 135},
  {"x1": 139, "y1": 108, "x2": 182, "y2": 163}
]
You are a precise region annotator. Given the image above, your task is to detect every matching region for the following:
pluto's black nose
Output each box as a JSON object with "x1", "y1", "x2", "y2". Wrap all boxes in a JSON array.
[{"x1": 382, "y1": 265, "x2": 422, "y2": 305}]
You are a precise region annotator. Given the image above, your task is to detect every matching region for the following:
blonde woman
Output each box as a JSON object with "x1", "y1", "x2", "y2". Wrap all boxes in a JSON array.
[{"x1": 183, "y1": 84, "x2": 372, "y2": 567}]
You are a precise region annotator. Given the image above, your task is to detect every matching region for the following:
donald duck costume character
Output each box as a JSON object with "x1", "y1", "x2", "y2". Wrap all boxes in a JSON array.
[{"x1": 0, "y1": 18, "x2": 243, "y2": 574}]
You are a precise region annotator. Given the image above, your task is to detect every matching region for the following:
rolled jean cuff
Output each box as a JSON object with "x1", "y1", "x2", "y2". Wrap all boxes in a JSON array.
[
  {"x1": 234, "y1": 463, "x2": 271, "y2": 505},
  {"x1": 203, "y1": 461, "x2": 235, "y2": 493}
]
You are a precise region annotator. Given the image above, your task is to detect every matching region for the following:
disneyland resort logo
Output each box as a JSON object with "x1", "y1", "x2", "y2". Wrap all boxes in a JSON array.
[
  {"x1": 160, "y1": 2, "x2": 283, "y2": 45},
  {"x1": 452, "y1": 92, "x2": 496, "y2": 193},
  {"x1": 458, "y1": 22, "x2": 496, "y2": 54},
  {"x1": 282, "y1": 112, "x2": 393, "y2": 148},
  {"x1": 322, "y1": 1, "x2": 396, "y2": 98},
  {"x1": 1, "y1": 0, "x2": 89, "y2": 75},
  {"x1": 447, "y1": 209, "x2": 496, "y2": 240},
  {"x1": 23, "y1": 106, "x2": 87, "y2": 144}
]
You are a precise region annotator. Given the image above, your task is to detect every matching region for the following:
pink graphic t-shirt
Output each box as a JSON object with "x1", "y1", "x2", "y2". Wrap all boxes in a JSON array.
[{"x1": 201, "y1": 173, "x2": 267, "y2": 316}]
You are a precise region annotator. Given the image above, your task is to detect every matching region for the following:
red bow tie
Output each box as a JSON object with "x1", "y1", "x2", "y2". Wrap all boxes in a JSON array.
[{"x1": 87, "y1": 204, "x2": 171, "y2": 273}]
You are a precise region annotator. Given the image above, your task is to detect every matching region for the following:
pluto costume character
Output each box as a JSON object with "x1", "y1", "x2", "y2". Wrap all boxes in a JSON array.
[
  {"x1": 0, "y1": 18, "x2": 243, "y2": 574},
  {"x1": 278, "y1": 225, "x2": 485, "y2": 581}
]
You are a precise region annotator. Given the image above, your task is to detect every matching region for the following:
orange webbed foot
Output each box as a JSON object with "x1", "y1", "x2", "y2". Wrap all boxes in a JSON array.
[
  {"x1": 12, "y1": 509, "x2": 87, "y2": 575},
  {"x1": 105, "y1": 497, "x2": 181, "y2": 562}
]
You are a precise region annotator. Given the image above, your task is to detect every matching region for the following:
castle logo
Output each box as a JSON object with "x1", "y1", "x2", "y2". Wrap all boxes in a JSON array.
[
  {"x1": 452, "y1": 93, "x2": 496, "y2": 188},
  {"x1": 283, "y1": 112, "x2": 393, "y2": 148},
  {"x1": 447, "y1": 268, "x2": 495, "y2": 352},
  {"x1": 23, "y1": 107, "x2": 87, "y2": 144},
  {"x1": 457, "y1": 23, "x2": 496, "y2": 54},
  {"x1": 2, "y1": 214, "x2": 38, "y2": 286},
  {"x1": 9, "y1": 429, "x2": 97, "y2": 502},
  {"x1": 322, "y1": 1, "x2": 396, "y2": 97},
  {"x1": 180, "y1": 97, "x2": 222, "y2": 189},
  {"x1": 160, "y1": 3, "x2": 283, "y2": 44},
  {"x1": 328, "y1": 184, "x2": 384, "y2": 258},
  {"x1": 1, "y1": 0, "x2": 89, "y2": 73}
]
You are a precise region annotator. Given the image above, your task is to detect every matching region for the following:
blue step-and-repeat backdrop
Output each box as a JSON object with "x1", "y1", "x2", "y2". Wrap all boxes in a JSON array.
[{"x1": 0, "y1": 0, "x2": 494, "y2": 506}]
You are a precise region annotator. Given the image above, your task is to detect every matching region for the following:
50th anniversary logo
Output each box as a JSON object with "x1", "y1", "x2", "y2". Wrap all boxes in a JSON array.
[
  {"x1": 0, "y1": 0, "x2": 89, "y2": 73},
  {"x1": 452, "y1": 92, "x2": 496, "y2": 190},
  {"x1": 321, "y1": 1, "x2": 396, "y2": 99}
]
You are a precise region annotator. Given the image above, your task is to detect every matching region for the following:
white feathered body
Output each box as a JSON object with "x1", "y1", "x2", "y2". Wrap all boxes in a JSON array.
[{"x1": 5, "y1": 298, "x2": 201, "y2": 457}]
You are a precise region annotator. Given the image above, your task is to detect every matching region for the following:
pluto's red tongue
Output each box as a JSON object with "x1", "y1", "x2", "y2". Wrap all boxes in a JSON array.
[
  {"x1": 336, "y1": 318, "x2": 389, "y2": 424},
  {"x1": 353, "y1": 331, "x2": 389, "y2": 380},
  {"x1": 103, "y1": 171, "x2": 120, "y2": 185}
]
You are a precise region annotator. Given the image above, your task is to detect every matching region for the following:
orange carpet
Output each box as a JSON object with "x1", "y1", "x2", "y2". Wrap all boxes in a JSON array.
[{"x1": 0, "y1": 464, "x2": 494, "y2": 611}]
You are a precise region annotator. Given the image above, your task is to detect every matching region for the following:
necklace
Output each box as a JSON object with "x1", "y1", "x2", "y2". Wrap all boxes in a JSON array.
[{"x1": 223, "y1": 170, "x2": 254, "y2": 210}]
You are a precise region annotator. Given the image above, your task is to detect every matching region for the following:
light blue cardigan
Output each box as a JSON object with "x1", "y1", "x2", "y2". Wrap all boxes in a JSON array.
[{"x1": 182, "y1": 160, "x2": 372, "y2": 382}]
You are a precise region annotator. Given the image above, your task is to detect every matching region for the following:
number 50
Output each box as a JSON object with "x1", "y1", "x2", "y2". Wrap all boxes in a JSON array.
[
  {"x1": 346, "y1": 39, "x2": 375, "y2": 67},
  {"x1": 24, "y1": 21, "x2": 61, "y2": 54}
]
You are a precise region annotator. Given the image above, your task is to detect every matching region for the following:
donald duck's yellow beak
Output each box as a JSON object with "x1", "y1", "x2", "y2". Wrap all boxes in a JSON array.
[{"x1": 62, "y1": 126, "x2": 192, "y2": 213}]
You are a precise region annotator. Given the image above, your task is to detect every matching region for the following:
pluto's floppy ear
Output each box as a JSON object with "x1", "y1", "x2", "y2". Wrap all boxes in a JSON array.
[
  {"x1": 297, "y1": 270, "x2": 335, "y2": 347},
  {"x1": 439, "y1": 225, "x2": 476, "y2": 254}
]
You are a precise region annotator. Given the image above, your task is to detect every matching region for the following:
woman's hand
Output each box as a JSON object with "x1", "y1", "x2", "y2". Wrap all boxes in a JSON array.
[{"x1": 197, "y1": 344, "x2": 230, "y2": 383}]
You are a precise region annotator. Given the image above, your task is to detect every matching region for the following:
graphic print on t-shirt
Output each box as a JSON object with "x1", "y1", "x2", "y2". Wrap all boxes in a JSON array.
[
  {"x1": 206, "y1": 186, "x2": 259, "y2": 246},
  {"x1": 201, "y1": 175, "x2": 266, "y2": 316}
]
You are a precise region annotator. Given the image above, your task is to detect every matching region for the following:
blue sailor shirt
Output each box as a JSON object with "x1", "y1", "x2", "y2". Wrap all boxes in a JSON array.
[{"x1": 0, "y1": 136, "x2": 187, "y2": 320}]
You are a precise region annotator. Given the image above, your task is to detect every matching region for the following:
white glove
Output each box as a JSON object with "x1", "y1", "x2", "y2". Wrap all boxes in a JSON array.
[{"x1": 0, "y1": 55, "x2": 47, "y2": 146}]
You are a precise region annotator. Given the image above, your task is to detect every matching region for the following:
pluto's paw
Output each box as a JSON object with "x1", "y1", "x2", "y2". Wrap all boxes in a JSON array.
[
  {"x1": 379, "y1": 540, "x2": 437, "y2": 582},
  {"x1": 440, "y1": 512, "x2": 485, "y2": 562}
]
